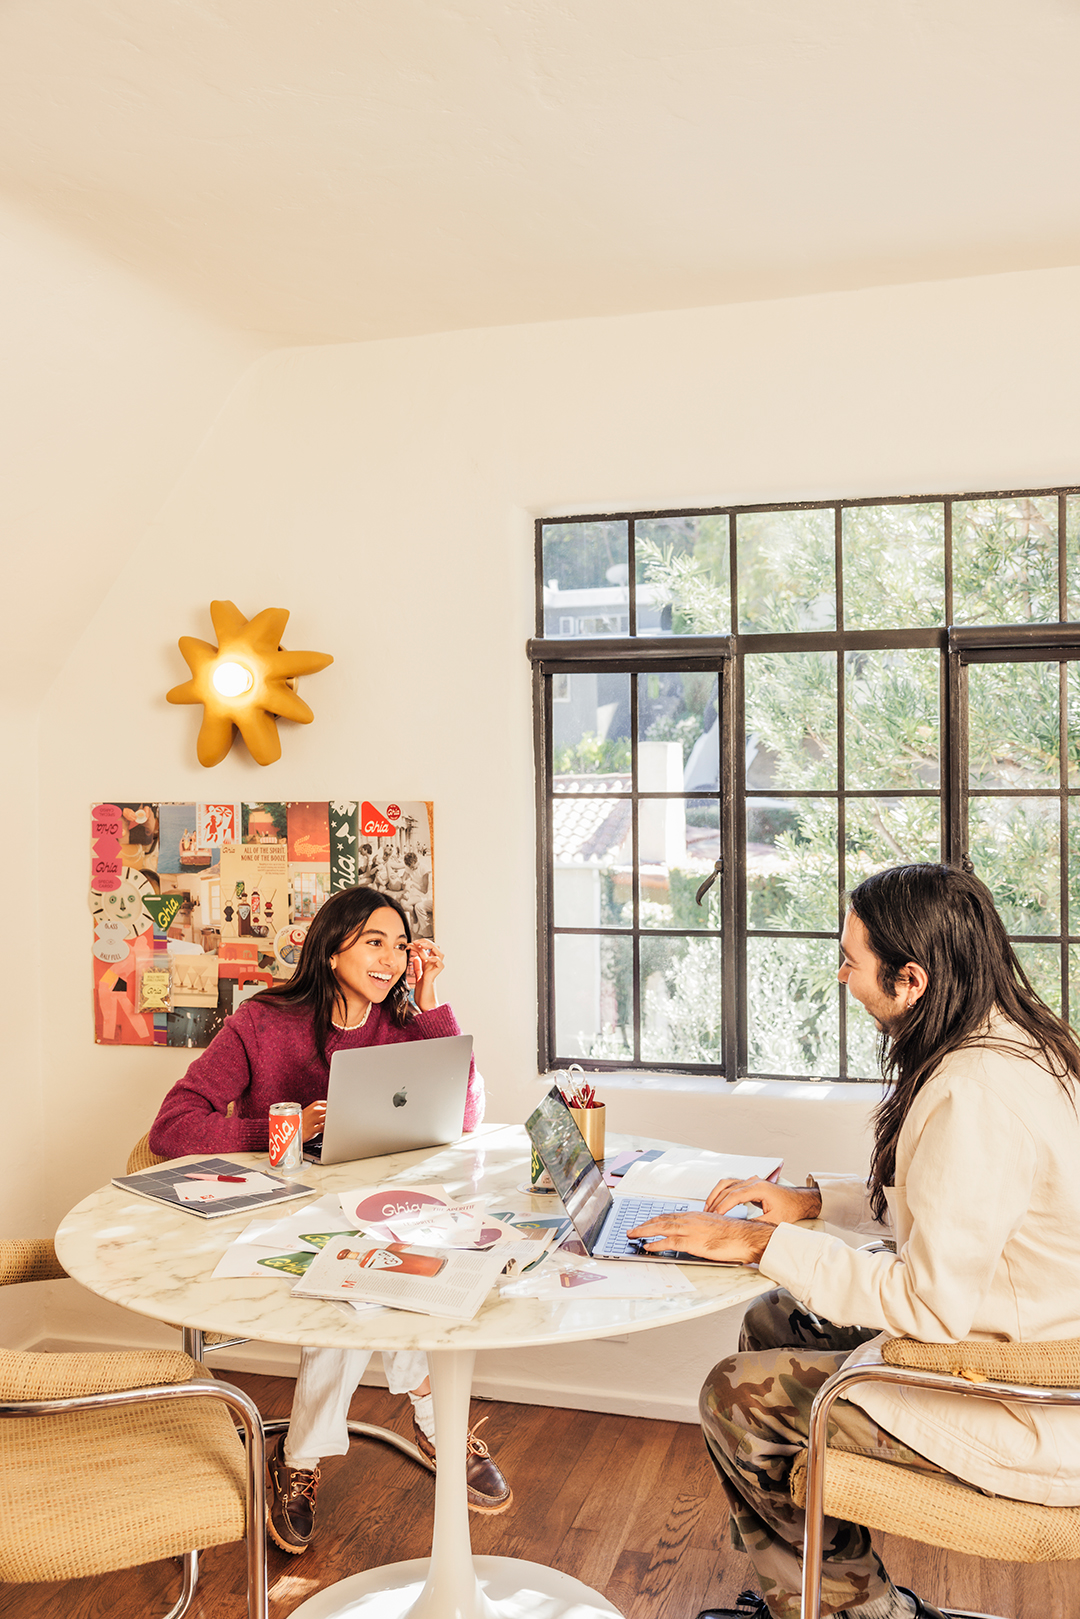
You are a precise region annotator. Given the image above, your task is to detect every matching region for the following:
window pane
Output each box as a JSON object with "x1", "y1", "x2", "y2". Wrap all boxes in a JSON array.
[
  {"x1": 747, "y1": 799, "x2": 837, "y2": 932},
  {"x1": 635, "y1": 515, "x2": 731, "y2": 636},
  {"x1": 542, "y1": 520, "x2": 630, "y2": 637},
  {"x1": 1066, "y1": 665, "x2": 1080, "y2": 788},
  {"x1": 746, "y1": 937, "x2": 839, "y2": 1076},
  {"x1": 845, "y1": 648, "x2": 939, "y2": 790},
  {"x1": 952, "y1": 497, "x2": 1058, "y2": 625},
  {"x1": 1013, "y1": 942, "x2": 1062, "y2": 1014},
  {"x1": 640, "y1": 936, "x2": 722, "y2": 1064},
  {"x1": 552, "y1": 837, "x2": 627, "y2": 928},
  {"x1": 842, "y1": 504, "x2": 945, "y2": 630},
  {"x1": 553, "y1": 933, "x2": 632, "y2": 1060},
  {"x1": 745, "y1": 651, "x2": 837, "y2": 790},
  {"x1": 968, "y1": 798, "x2": 1060, "y2": 934},
  {"x1": 638, "y1": 800, "x2": 721, "y2": 931},
  {"x1": 968, "y1": 662, "x2": 1059, "y2": 789},
  {"x1": 553, "y1": 672, "x2": 631, "y2": 787},
  {"x1": 1065, "y1": 800, "x2": 1080, "y2": 933},
  {"x1": 1065, "y1": 496, "x2": 1080, "y2": 624},
  {"x1": 845, "y1": 798, "x2": 941, "y2": 890},
  {"x1": 637, "y1": 670, "x2": 719, "y2": 782},
  {"x1": 736, "y1": 509, "x2": 836, "y2": 633}
]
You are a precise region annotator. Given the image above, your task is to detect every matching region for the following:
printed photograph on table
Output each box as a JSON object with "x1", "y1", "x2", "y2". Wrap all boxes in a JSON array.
[{"x1": 88, "y1": 798, "x2": 435, "y2": 1048}]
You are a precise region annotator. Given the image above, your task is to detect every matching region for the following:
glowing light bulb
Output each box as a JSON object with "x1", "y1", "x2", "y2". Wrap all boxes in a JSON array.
[
  {"x1": 167, "y1": 600, "x2": 333, "y2": 766},
  {"x1": 212, "y1": 660, "x2": 254, "y2": 697}
]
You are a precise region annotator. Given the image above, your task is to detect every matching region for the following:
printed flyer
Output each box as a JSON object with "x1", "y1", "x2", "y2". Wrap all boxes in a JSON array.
[{"x1": 89, "y1": 799, "x2": 434, "y2": 1049}]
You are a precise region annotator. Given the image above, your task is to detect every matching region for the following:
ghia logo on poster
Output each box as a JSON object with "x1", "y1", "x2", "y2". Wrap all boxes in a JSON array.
[{"x1": 361, "y1": 802, "x2": 396, "y2": 836}]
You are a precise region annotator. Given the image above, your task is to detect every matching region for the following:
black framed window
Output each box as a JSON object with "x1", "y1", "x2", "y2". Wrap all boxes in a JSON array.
[{"x1": 529, "y1": 491, "x2": 1080, "y2": 1081}]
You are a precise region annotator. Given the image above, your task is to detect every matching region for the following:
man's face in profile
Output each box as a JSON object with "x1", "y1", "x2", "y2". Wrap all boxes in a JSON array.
[{"x1": 838, "y1": 912, "x2": 912, "y2": 1034}]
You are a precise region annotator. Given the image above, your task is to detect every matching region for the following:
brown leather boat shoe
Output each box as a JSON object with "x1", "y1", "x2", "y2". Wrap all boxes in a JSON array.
[
  {"x1": 412, "y1": 1414, "x2": 513, "y2": 1514},
  {"x1": 267, "y1": 1433, "x2": 320, "y2": 1553}
]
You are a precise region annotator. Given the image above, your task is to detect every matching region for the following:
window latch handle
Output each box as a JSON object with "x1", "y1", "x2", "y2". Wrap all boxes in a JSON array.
[{"x1": 695, "y1": 858, "x2": 723, "y2": 907}]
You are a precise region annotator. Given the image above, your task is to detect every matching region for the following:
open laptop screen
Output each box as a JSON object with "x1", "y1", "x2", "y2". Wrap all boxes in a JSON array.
[{"x1": 525, "y1": 1088, "x2": 611, "y2": 1251}]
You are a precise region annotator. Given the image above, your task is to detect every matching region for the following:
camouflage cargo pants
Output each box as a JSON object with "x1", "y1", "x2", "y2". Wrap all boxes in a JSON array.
[{"x1": 700, "y1": 1288, "x2": 957, "y2": 1619}]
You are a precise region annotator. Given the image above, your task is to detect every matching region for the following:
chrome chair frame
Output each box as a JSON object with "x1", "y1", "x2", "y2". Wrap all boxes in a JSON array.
[
  {"x1": 0, "y1": 1374, "x2": 267, "y2": 1619},
  {"x1": 801, "y1": 1358, "x2": 1080, "y2": 1619}
]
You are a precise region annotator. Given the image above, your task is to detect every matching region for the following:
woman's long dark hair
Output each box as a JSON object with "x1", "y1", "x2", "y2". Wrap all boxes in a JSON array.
[
  {"x1": 852, "y1": 863, "x2": 1080, "y2": 1221},
  {"x1": 251, "y1": 886, "x2": 415, "y2": 1064}
]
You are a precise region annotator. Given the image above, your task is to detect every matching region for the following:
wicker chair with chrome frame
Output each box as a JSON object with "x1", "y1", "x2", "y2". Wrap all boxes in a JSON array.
[
  {"x1": 0, "y1": 1236, "x2": 268, "y2": 1619},
  {"x1": 791, "y1": 1335, "x2": 1080, "y2": 1619}
]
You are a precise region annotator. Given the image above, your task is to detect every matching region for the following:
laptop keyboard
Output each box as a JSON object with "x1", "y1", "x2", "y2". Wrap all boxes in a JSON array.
[{"x1": 595, "y1": 1196, "x2": 692, "y2": 1257}]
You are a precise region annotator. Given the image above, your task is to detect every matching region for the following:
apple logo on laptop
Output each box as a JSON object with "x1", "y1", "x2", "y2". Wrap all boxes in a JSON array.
[{"x1": 392, "y1": 1089, "x2": 408, "y2": 1109}]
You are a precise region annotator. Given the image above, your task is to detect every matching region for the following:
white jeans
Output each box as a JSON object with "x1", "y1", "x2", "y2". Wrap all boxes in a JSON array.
[{"x1": 284, "y1": 1346, "x2": 429, "y2": 1469}]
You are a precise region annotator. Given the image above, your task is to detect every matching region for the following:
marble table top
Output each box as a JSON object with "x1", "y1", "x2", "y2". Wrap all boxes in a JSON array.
[{"x1": 55, "y1": 1123, "x2": 771, "y2": 1353}]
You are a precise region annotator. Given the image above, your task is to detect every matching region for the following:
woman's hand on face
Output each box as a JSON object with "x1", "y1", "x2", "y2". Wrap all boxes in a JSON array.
[
  {"x1": 300, "y1": 1100, "x2": 327, "y2": 1142},
  {"x1": 626, "y1": 1212, "x2": 775, "y2": 1265},
  {"x1": 704, "y1": 1177, "x2": 823, "y2": 1224},
  {"x1": 407, "y1": 939, "x2": 444, "y2": 1011}
]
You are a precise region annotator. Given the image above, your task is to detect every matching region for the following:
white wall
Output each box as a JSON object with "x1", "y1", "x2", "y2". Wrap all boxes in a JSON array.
[
  {"x1": 19, "y1": 262, "x2": 1080, "y2": 1410},
  {"x1": 0, "y1": 195, "x2": 259, "y2": 1279}
]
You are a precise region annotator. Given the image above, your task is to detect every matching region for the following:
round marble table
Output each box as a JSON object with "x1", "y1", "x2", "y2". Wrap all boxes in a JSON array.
[{"x1": 56, "y1": 1122, "x2": 771, "y2": 1619}]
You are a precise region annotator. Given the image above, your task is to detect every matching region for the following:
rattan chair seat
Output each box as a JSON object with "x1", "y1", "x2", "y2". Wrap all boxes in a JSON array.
[
  {"x1": 0, "y1": 1392, "x2": 248, "y2": 1581},
  {"x1": 791, "y1": 1446, "x2": 1080, "y2": 1561}
]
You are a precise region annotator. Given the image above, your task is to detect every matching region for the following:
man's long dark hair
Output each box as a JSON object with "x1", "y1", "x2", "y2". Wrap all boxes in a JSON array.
[
  {"x1": 852, "y1": 863, "x2": 1080, "y2": 1222},
  {"x1": 251, "y1": 885, "x2": 415, "y2": 1064}
]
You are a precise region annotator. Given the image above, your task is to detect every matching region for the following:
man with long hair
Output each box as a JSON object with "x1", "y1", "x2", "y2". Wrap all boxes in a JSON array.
[{"x1": 630, "y1": 863, "x2": 1080, "y2": 1619}]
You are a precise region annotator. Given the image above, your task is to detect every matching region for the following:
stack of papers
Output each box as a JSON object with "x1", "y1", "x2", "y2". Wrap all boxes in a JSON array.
[
  {"x1": 618, "y1": 1148, "x2": 783, "y2": 1204},
  {"x1": 210, "y1": 1182, "x2": 554, "y2": 1314}
]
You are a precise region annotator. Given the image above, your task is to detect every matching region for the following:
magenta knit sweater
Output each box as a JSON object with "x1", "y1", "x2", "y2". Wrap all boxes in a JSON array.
[{"x1": 148, "y1": 998, "x2": 483, "y2": 1159}]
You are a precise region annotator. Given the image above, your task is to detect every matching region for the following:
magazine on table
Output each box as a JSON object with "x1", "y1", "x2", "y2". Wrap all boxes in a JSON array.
[
  {"x1": 290, "y1": 1239, "x2": 508, "y2": 1319},
  {"x1": 112, "y1": 1157, "x2": 315, "y2": 1219}
]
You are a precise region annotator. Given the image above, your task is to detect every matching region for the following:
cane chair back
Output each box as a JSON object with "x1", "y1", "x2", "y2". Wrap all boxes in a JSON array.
[
  {"x1": 0, "y1": 1238, "x2": 267, "y2": 1618},
  {"x1": 792, "y1": 1336, "x2": 1080, "y2": 1619}
]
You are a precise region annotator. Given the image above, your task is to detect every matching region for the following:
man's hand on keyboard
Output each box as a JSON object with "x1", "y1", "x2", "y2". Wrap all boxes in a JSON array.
[
  {"x1": 625, "y1": 1211, "x2": 775, "y2": 1265},
  {"x1": 705, "y1": 1177, "x2": 822, "y2": 1224}
]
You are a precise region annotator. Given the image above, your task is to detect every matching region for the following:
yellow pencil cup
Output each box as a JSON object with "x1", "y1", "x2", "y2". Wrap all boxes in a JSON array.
[{"x1": 570, "y1": 1103, "x2": 606, "y2": 1166}]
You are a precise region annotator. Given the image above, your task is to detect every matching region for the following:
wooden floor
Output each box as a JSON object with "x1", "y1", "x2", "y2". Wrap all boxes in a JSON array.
[{"x1": 4, "y1": 1370, "x2": 1079, "y2": 1618}]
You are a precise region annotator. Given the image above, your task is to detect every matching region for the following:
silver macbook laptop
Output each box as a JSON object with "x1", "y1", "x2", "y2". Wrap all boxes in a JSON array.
[
  {"x1": 525, "y1": 1086, "x2": 732, "y2": 1265},
  {"x1": 303, "y1": 1035, "x2": 473, "y2": 1165}
]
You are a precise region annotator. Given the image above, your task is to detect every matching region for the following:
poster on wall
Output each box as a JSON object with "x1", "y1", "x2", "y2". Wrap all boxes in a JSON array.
[{"x1": 89, "y1": 799, "x2": 434, "y2": 1048}]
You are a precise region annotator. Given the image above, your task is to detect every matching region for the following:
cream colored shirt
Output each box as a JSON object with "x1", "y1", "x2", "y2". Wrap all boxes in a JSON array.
[{"x1": 759, "y1": 1014, "x2": 1080, "y2": 1505}]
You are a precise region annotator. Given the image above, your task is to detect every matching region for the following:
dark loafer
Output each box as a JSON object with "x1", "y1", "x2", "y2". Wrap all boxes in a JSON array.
[
  {"x1": 696, "y1": 1591, "x2": 772, "y2": 1619},
  {"x1": 412, "y1": 1414, "x2": 513, "y2": 1514},
  {"x1": 267, "y1": 1433, "x2": 320, "y2": 1553}
]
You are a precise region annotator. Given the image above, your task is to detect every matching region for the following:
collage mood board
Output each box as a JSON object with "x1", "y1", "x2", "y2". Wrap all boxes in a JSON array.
[{"x1": 89, "y1": 800, "x2": 434, "y2": 1048}]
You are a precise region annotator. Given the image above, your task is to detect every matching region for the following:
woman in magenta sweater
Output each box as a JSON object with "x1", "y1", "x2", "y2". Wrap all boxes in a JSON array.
[{"x1": 149, "y1": 885, "x2": 511, "y2": 1553}]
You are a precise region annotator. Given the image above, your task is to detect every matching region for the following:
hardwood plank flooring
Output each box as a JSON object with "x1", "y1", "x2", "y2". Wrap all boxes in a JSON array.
[{"x1": 2, "y1": 1369, "x2": 1078, "y2": 1618}]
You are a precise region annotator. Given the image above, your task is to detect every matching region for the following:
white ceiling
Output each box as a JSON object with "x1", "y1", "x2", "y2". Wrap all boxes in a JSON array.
[{"x1": 2, "y1": 0, "x2": 1079, "y2": 345}]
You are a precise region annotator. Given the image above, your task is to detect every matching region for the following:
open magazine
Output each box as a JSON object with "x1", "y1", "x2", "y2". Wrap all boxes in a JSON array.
[
  {"x1": 290, "y1": 1239, "x2": 508, "y2": 1319},
  {"x1": 112, "y1": 1157, "x2": 314, "y2": 1219}
]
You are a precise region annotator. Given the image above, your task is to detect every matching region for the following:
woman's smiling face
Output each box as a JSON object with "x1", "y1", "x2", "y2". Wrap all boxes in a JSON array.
[{"x1": 330, "y1": 906, "x2": 409, "y2": 1011}]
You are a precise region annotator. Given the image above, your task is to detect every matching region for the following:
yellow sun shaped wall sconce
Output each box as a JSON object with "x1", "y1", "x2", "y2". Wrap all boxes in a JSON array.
[{"x1": 167, "y1": 601, "x2": 334, "y2": 767}]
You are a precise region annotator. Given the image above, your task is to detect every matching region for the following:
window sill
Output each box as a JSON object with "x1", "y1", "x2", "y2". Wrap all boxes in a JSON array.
[{"x1": 587, "y1": 1070, "x2": 885, "y2": 1103}]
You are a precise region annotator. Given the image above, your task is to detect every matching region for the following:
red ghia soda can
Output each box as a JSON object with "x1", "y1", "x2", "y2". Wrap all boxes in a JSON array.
[{"x1": 268, "y1": 1102, "x2": 303, "y2": 1173}]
